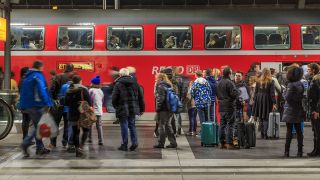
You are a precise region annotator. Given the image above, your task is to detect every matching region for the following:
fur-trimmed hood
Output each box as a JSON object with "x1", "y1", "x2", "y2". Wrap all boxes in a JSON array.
[{"x1": 313, "y1": 74, "x2": 320, "y2": 81}]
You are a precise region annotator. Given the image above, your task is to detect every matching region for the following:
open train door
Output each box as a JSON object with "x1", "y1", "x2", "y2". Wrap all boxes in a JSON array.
[{"x1": 261, "y1": 62, "x2": 283, "y2": 73}]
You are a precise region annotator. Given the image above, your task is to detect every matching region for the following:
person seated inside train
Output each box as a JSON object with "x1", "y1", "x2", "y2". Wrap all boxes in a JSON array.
[
  {"x1": 109, "y1": 35, "x2": 121, "y2": 50},
  {"x1": 206, "y1": 33, "x2": 218, "y2": 48},
  {"x1": 128, "y1": 36, "x2": 139, "y2": 49},
  {"x1": 164, "y1": 36, "x2": 175, "y2": 48},
  {"x1": 21, "y1": 35, "x2": 37, "y2": 49},
  {"x1": 10, "y1": 34, "x2": 17, "y2": 49},
  {"x1": 231, "y1": 34, "x2": 241, "y2": 49},
  {"x1": 306, "y1": 26, "x2": 320, "y2": 44},
  {"x1": 59, "y1": 36, "x2": 70, "y2": 49},
  {"x1": 182, "y1": 33, "x2": 191, "y2": 49}
]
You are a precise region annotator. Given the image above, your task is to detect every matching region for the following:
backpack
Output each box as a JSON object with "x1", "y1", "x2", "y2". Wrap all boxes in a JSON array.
[
  {"x1": 165, "y1": 87, "x2": 182, "y2": 113},
  {"x1": 78, "y1": 89, "x2": 97, "y2": 128}
]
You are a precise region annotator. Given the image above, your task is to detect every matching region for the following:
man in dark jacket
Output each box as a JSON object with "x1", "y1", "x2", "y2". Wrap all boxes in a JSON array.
[
  {"x1": 307, "y1": 63, "x2": 320, "y2": 157},
  {"x1": 19, "y1": 60, "x2": 53, "y2": 157},
  {"x1": 112, "y1": 68, "x2": 145, "y2": 151},
  {"x1": 233, "y1": 71, "x2": 250, "y2": 147},
  {"x1": 205, "y1": 69, "x2": 217, "y2": 122},
  {"x1": 216, "y1": 66, "x2": 239, "y2": 150}
]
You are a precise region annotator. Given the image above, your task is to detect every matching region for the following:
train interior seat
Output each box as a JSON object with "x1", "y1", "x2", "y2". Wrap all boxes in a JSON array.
[
  {"x1": 269, "y1": 33, "x2": 283, "y2": 44},
  {"x1": 303, "y1": 34, "x2": 315, "y2": 44},
  {"x1": 255, "y1": 33, "x2": 268, "y2": 45}
]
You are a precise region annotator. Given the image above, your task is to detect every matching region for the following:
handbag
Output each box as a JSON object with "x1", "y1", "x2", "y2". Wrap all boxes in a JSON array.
[{"x1": 78, "y1": 89, "x2": 97, "y2": 128}]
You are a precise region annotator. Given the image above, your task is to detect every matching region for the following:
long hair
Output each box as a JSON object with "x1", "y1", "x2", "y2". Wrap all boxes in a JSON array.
[
  {"x1": 156, "y1": 73, "x2": 172, "y2": 87},
  {"x1": 259, "y1": 68, "x2": 272, "y2": 88}
]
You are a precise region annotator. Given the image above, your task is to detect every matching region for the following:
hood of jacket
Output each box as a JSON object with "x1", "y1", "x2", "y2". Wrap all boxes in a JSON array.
[
  {"x1": 68, "y1": 83, "x2": 87, "y2": 93},
  {"x1": 195, "y1": 77, "x2": 207, "y2": 85},
  {"x1": 25, "y1": 69, "x2": 42, "y2": 77},
  {"x1": 313, "y1": 74, "x2": 320, "y2": 81},
  {"x1": 116, "y1": 76, "x2": 136, "y2": 86}
]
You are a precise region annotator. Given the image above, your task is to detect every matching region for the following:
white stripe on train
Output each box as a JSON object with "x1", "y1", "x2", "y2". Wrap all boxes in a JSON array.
[{"x1": 1, "y1": 50, "x2": 320, "y2": 56}]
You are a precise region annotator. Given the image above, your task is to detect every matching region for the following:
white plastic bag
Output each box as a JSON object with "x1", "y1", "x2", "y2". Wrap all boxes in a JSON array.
[{"x1": 36, "y1": 113, "x2": 58, "y2": 139}]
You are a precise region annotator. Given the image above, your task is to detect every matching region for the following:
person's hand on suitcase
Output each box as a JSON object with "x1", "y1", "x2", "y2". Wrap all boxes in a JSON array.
[{"x1": 312, "y1": 112, "x2": 319, "y2": 119}]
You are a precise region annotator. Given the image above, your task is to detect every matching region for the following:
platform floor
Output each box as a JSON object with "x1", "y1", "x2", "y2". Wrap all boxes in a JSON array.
[{"x1": 1, "y1": 124, "x2": 320, "y2": 180}]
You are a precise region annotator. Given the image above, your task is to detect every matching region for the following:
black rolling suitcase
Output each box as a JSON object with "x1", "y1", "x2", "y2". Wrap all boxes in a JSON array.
[{"x1": 237, "y1": 109, "x2": 256, "y2": 149}]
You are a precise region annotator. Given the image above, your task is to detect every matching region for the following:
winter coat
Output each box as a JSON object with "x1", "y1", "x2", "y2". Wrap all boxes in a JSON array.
[
  {"x1": 282, "y1": 81, "x2": 304, "y2": 123},
  {"x1": 253, "y1": 81, "x2": 276, "y2": 121},
  {"x1": 190, "y1": 77, "x2": 212, "y2": 109},
  {"x1": 155, "y1": 81, "x2": 172, "y2": 112},
  {"x1": 216, "y1": 77, "x2": 239, "y2": 112},
  {"x1": 19, "y1": 69, "x2": 53, "y2": 110},
  {"x1": 205, "y1": 76, "x2": 217, "y2": 103},
  {"x1": 50, "y1": 71, "x2": 75, "y2": 100},
  {"x1": 112, "y1": 76, "x2": 145, "y2": 119},
  {"x1": 309, "y1": 74, "x2": 320, "y2": 113},
  {"x1": 89, "y1": 88, "x2": 104, "y2": 116},
  {"x1": 65, "y1": 84, "x2": 91, "y2": 122}
]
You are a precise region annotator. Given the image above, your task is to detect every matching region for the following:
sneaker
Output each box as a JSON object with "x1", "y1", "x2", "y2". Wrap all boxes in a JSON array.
[
  {"x1": 48, "y1": 144, "x2": 56, "y2": 149},
  {"x1": 153, "y1": 144, "x2": 164, "y2": 149},
  {"x1": 166, "y1": 144, "x2": 177, "y2": 149},
  {"x1": 118, "y1": 144, "x2": 128, "y2": 151},
  {"x1": 36, "y1": 148, "x2": 50, "y2": 155},
  {"x1": 67, "y1": 145, "x2": 76, "y2": 153},
  {"x1": 21, "y1": 144, "x2": 30, "y2": 158},
  {"x1": 186, "y1": 132, "x2": 194, "y2": 136},
  {"x1": 129, "y1": 144, "x2": 138, "y2": 151}
]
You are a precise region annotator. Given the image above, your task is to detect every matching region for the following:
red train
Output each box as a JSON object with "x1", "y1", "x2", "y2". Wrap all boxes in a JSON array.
[{"x1": 1, "y1": 9, "x2": 320, "y2": 112}]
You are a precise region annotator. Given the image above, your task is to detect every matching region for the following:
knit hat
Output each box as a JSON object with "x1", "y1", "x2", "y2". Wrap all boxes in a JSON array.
[{"x1": 91, "y1": 76, "x2": 100, "y2": 85}]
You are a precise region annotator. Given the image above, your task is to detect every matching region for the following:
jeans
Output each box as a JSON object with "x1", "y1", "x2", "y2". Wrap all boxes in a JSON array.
[
  {"x1": 188, "y1": 108, "x2": 197, "y2": 132},
  {"x1": 21, "y1": 113, "x2": 31, "y2": 140},
  {"x1": 50, "y1": 112, "x2": 69, "y2": 146},
  {"x1": 72, "y1": 125, "x2": 89, "y2": 148},
  {"x1": 89, "y1": 115, "x2": 104, "y2": 143},
  {"x1": 197, "y1": 107, "x2": 210, "y2": 124},
  {"x1": 219, "y1": 112, "x2": 235, "y2": 144},
  {"x1": 158, "y1": 111, "x2": 177, "y2": 146},
  {"x1": 22, "y1": 108, "x2": 45, "y2": 150},
  {"x1": 285, "y1": 123, "x2": 303, "y2": 152},
  {"x1": 120, "y1": 116, "x2": 138, "y2": 146}
]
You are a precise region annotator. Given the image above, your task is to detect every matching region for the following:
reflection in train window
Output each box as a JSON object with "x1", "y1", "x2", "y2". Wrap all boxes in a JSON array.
[
  {"x1": 57, "y1": 26, "x2": 93, "y2": 50},
  {"x1": 156, "y1": 26, "x2": 192, "y2": 50},
  {"x1": 254, "y1": 26, "x2": 290, "y2": 49},
  {"x1": 301, "y1": 25, "x2": 320, "y2": 49},
  {"x1": 107, "y1": 26, "x2": 143, "y2": 50},
  {"x1": 205, "y1": 26, "x2": 241, "y2": 49},
  {"x1": 10, "y1": 26, "x2": 44, "y2": 50}
]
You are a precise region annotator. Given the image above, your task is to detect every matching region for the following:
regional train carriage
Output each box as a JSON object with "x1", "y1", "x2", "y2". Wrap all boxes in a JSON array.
[{"x1": 1, "y1": 9, "x2": 320, "y2": 112}]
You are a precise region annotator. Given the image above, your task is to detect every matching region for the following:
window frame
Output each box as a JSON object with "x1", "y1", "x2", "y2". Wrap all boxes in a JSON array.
[
  {"x1": 106, "y1": 25, "x2": 144, "y2": 51},
  {"x1": 253, "y1": 25, "x2": 291, "y2": 50},
  {"x1": 155, "y1": 25, "x2": 193, "y2": 50},
  {"x1": 301, "y1": 24, "x2": 320, "y2": 50},
  {"x1": 57, "y1": 25, "x2": 94, "y2": 51},
  {"x1": 204, "y1": 25, "x2": 242, "y2": 50},
  {"x1": 10, "y1": 25, "x2": 45, "y2": 51}
]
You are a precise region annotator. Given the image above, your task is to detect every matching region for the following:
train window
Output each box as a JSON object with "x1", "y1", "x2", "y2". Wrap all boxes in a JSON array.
[
  {"x1": 156, "y1": 26, "x2": 192, "y2": 50},
  {"x1": 254, "y1": 26, "x2": 290, "y2": 49},
  {"x1": 205, "y1": 26, "x2": 241, "y2": 49},
  {"x1": 301, "y1": 25, "x2": 320, "y2": 49},
  {"x1": 57, "y1": 26, "x2": 93, "y2": 50},
  {"x1": 107, "y1": 26, "x2": 143, "y2": 50},
  {"x1": 10, "y1": 26, "x2": 44, "y2": 50}
]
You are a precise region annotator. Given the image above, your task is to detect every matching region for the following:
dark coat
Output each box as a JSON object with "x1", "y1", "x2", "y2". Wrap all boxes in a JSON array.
[
  {"x1": 112, "y1": 76, "x2": 145, "y2": 119},
  {"x1": 50, "y1": 71, "x2": 75, "y2": 100},
  {"x1": 309, "y1": 74, "x2": 320, "y2": 113},
  {"x1": 65, "y1": 84, "x2": 91, "y2": 122},
  {"x1": 253, "y1": 81, "x2": 276, "y2": 121},
  {"x1": 216, "y1": 77, "x2": 239, "y2": 112},
  {"x1": 206, "y1": 76, "x2": 217, "y2": 103},
  {"x1": 282, "y1": 81, "x2": 304, "y2": 123},
  {"x1": 155, "y1": 81, "x2": 171, "y2": 112}
]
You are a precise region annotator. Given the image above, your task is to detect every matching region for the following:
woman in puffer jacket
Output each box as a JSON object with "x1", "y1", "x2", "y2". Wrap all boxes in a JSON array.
[{"x1": 282, "y1": 66, "x2": 305, "y2": 157}]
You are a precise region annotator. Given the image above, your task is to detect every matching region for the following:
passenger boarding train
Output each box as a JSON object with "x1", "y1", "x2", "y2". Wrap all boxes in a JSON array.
[{"x1": 1, "y1": 9, "x2": 320, "y2": 112}]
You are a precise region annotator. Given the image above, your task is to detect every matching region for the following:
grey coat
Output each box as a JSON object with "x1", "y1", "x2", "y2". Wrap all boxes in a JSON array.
[{"x1": 282, "y1": 81, "x2": 304, "y2": 123}]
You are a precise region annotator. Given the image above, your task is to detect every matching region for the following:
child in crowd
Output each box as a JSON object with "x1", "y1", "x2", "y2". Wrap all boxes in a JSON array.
[{"x1": 88, "y1": 76, "x2": 105, "y2": 145}]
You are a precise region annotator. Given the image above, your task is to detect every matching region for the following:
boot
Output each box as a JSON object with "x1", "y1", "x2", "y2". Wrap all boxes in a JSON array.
[
  {"x1": 76, "y1": 148, "x2": 86, "y2": 158},
  {"x1": 297, "y1": 145, "x2": 303, "y2": 158},
  {"x1": 307, "y1": 140, "x2": 319, "y2": 157},
  {"x1": 284, "y1": 144, "x2": 290, "y2": 157},
  {"x1": 226, "y1": 144, "x2": 237, "y2": 150},
  {"x1": 220, "y1": 140, "x2": 227, "y2": 149}
]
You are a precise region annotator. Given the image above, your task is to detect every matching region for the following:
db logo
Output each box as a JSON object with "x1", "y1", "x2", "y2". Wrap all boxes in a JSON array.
[{"x1": 186, "y1": 65, "x2": 200, "y2": 75}]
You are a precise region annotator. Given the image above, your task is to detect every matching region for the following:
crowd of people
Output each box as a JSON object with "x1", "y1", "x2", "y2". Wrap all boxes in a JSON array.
[{"x1": 15, "y1": 59, "x2": 320, "y2": 158}]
